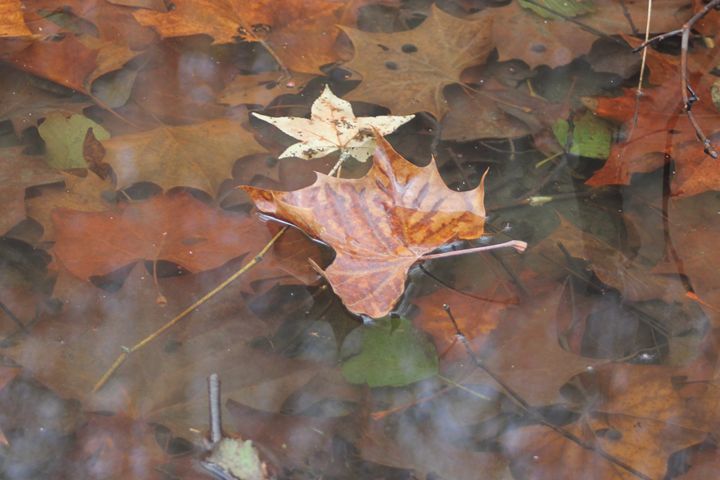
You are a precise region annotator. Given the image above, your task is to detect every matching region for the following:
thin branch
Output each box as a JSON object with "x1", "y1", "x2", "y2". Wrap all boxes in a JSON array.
[
  {"x1": 633, "y1": 0, "x2": 720, "y2": 158},
  {"x1": 92, "y1": 227, "x2": 288, "y2": 393}
]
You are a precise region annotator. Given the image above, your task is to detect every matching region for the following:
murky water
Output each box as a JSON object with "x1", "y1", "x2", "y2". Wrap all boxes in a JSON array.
[{"x1": 1, "y1": 0, "x2": 720, "y2": 479}]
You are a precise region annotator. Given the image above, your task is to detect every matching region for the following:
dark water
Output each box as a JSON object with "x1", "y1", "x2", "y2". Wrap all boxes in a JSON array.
[{"x1": 1, "y1": 0, "x2": 719, "y2": 479}]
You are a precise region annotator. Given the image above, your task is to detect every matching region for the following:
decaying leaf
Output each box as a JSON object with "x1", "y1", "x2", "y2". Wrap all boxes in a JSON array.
[
  {"x1": 101, "y1": 118, "x2": 265, "y2": 196},
  {"x1": 340, "y1": 5, "x2": 493, "y2": 118},
  {"x1": 52, "y1": 193, "x2": 270, "y2": 280},
  {"x1": 242, "y1": 133, "x2": 488, "y2": 318},
  {"x1": 253, "y1": 85, "x2": 414, "y2": 162}
]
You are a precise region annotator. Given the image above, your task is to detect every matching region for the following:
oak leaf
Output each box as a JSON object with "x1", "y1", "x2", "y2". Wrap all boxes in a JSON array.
[
  {"x1": 242, "y1": 134, "x2": 488, "y2": 318},
  {"x1": 0, "y1": 147, "x2": 63, "y2": 236},
  {"x1": 101, "y1": 118, "x2": 265, "y2": 196},
  {"x1": 52, "y1": 193, "x2": 270, "y2": 280},
  {"x1": 132, "y1": 0, "x2": 347, "y2": 73},
  {"x1": 340, "y1": 5, "x2": 493, "y2": 118},
  {"x1": 585, "y1": 38, "x2": 720, "y2": 196},
  {"x1": 253, "y1": 85, "x2": 414, "y2": 163}
]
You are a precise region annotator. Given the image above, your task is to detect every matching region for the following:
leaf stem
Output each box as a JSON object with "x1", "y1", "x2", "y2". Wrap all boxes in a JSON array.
[
  {"x1": 91, "y1": 227, "x2": 288, "y2": 393},
  {"x1": 419, "y1": 240, "x2": 527, "y2": 261}
]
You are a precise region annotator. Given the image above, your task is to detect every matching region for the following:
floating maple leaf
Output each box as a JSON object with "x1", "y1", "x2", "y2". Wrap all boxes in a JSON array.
[
  {"x1": 242, "y1": 134, "x2": 492, "y2": 318},
  {"x1": 253, "y1": 85, "x2": 414, "y2": 165}
]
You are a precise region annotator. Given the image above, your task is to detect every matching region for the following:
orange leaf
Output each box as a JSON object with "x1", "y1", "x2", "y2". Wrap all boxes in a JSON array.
[
  {"x1": 52, "y1": 193, "x2": 268, "y2": 280},
  {"x1": 242, "y1": 134, "x2": 487, "y2": 318}
]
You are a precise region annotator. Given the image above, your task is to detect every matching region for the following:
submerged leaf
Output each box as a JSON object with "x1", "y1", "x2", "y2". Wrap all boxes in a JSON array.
[
  {"x1": 38, "y1": 113, "x2": 110, "y2": 169},
  {"x1": 341, "y1": 316, "x2": 438, "y2": 387}
]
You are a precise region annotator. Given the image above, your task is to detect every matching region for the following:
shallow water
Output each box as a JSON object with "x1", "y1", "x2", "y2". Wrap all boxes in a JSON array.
[{"x1": 1, "y1": 0, "x2": 720, "y2": 479}]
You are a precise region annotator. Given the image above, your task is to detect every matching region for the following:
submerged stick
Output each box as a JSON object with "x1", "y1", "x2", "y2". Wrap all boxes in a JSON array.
[
  {"x1": 209, "y1": 373, "x2": 222, "y2": 444},
  {"x1": 92, "y1": 227, "x2": 288, "y2": 393}
]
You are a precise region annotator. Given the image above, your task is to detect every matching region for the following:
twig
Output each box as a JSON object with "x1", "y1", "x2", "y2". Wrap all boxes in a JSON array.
[
  {"x1": 633, "y1": 0, "x2": 720, "y2": 158},
  {"x1": 627, "y1": 0, "x2": 653, "y2": 142},
  {"x1": 441, "y1": 305, "x2": 652, "y2": 480},
  {"x1": 208, "y1": 373, "x2": 223, "y2": 444},
  {"x1": 92, "y1": 227, "x2": 288, "y2": 393}
]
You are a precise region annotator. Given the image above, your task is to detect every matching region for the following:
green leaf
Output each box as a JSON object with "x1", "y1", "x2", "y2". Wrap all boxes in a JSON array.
[
  {"x1": 552, "y1": 111, "x2": 611, "y2": 159},
  {"x1": 711, "y1": 79, "x2": 720, "y2": 112},
  {"x1": 341, "y1": 317, "x2": 438, "y2": 388},
  {"x1": 519, "y1": 0, "x2": 595, "y2": 19},
  {"x1": 38, "y1": 113, "x2": 110, "y2": 169}
]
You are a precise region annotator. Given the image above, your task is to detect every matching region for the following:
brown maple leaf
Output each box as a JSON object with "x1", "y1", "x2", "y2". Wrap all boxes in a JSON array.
[
  {"x1": 241, "y1": 134, "x2": 489, "y2": 318},
  {"x1": 101, "y1": 118, "x2": 265, "y2": 196},
  {"x1": 52, "y1": 193, "x2": 270, "y2": 280},
  {"x1": 132, "y1": 0, "x2": 348, "y2": 73},
  {"x1": 585, "y1": 38, "x2": 720, "y2": 196},
  {"x1": 340, "y1": 5, "x2": 493, "y2": 119}
]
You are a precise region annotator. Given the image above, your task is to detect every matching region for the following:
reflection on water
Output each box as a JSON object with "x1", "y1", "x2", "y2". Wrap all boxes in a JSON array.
[{"x1": 1, "y1": 0, "x2": 719, "y2": 478}]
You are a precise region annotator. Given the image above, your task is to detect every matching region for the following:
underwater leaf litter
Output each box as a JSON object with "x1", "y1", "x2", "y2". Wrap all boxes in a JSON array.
[{"x1": 1, "y1": 0, "x2": 720, "y2": 478}]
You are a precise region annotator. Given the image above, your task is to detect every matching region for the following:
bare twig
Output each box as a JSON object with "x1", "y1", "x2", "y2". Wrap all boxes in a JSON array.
[
  {"x1": 633, "y1": 0, "x2": 720, "y2": 158},
  {"x1": 92, "y1": 227, "x2": 288, "y2": 393}
]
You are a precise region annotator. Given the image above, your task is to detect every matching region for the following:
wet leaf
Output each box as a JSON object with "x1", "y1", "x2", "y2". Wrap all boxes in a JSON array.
[
  {"x1": 340, "y1": 5, "x2": 493, "y2": 118},
  {"x1": 552, "y1": 110, "x2": 612, "y2": 159},
  {"x1": 102, "y1": 118, "x2": 265, "y2": 196},
  {"x1": 586, "y1": 37, "x2": 720, "y2": 196},
  {"x1": 52, "y1": 193, "x2": 271, "y2": 280},
  {"x1": 253, "y1": 85, "x2": 414, "y2": 162},
  {"x1": 38, "y1": 113, "x2": 110, "y2": 169},
  {"x1": 133, "y1": 0, "x2": 349, "y2": 73},
  {"x1": 242, "y1": 134, "x2": 488, "y2": 318},
  {"x1": 341, "y1": 316, "x2": 438, "y2": 387},
  {"x1": 219, "y1": 71, "x2": 316, "y2": 107}
]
